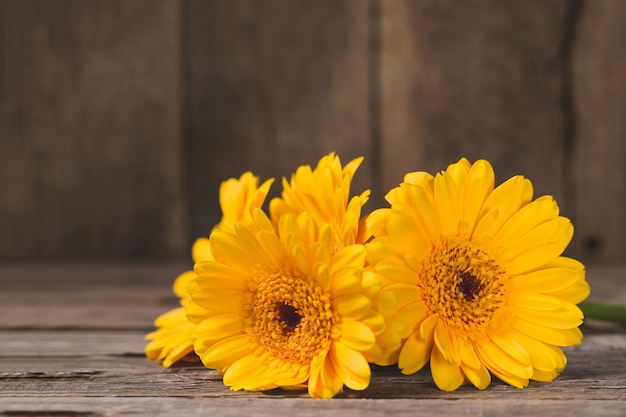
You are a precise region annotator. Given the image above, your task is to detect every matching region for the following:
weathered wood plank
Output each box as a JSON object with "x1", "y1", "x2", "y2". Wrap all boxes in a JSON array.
[
  {"x1": 379, "y1": 0, "x2": 576, "y2": 220},
  {"x1": 0, "y1": 0, "x2": 186, "y2": 260},
  {"x1": 186, "y1": 0, "x2": 373, "y2": 235},
  {"x1": 572, "y1": 0, "x2": 626, "y2": 262},
  {"x1": 0, "y1": 398, "x2": 623, "y2": 417},
  {"x1": 0, "y1": 331, "x2": 624, "y2": 399},
  {"x1": 0, "y1": 263, "x2": 186, "y2": 329},
  {"x1": 0, "y1": 330, "x2": 146, "y2": 356},
  {"x1": 0, "y1": 264, "x2": 623, "y2": 415}
]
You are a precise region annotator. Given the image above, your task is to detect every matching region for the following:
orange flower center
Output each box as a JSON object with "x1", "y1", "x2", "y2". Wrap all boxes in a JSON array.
[
  {"x1": 248, "y1": 265, "x2": 334, "y2": 364},
  {"x1": 419, "y1": 237, "x2": 507, "y2": 334}
]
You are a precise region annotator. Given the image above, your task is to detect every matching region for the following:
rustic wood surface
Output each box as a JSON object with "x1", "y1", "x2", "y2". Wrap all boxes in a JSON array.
[
  {"x1": 0, "y1": 0, "x2": 186, "y2": 260},
  {"x1": 1, "y1": 0, "x2": 625, "y2": 265},
  {"x1": 185, "y1": 0, "x2": 374, "y2": 233},
  {"x1": 572, "y1": 0, "x2": 626, "y2": 262},
  {"x1": 0, "y1": 264, "x2": 623, "y2": 416}
]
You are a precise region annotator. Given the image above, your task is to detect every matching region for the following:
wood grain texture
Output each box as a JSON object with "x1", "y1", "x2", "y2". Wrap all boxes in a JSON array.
[
  {"x1": 0, "y1": 0, "x2": 624, "y2": 266},
  {"x1": 185, "y1": 0, "x2": 373, "y2": 236},
  {"x1": 379, "y1": 0, "x2": 576, "y2": 216},
  {"x1": 0, "y1": 263, "x2": 186, "y2": 329},
  {"x1": 0, "y1": 0, "x2": 185, "y2": 261},
  {"x1": 572, "y1": 0, "x2": 626, "y2": 262},
  {"x1": 0, "y1": 331, "x2": 624, "y2": 415},
  {"x1": 0, "y1": 263, "x2": 624, "y2": 416},
  {"x1": 0, "y1": 398, "x2": 623, "y2": 417}
]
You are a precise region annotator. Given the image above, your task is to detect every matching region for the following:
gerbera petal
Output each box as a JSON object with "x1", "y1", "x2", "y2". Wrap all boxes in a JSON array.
[
  {"x1": 505, "y1": 328, "x2": 562, "y2": 372},
  {"x1": 419, "y1": 313, "x2": 438, "y2": 341},
  {"x1": 506, "y1": 243, "x2": 570, "y2": 275},
  {"x1": 408, "y1": 185, "x2": 440, "y2": 238},
  {"x1": 329, "y1": 270, "x2": 362, "y2": 297},
  {"x1": 514, "y1": 306, "x2": 584, "y2": 330},
  {"x1": 341, "y1": 318, "x2": 376, "y2": 351},
  {"x1": 446, "y1": 157, "x2": 471, "y2": 184},
  {"x1": 194, "y1": 261, "x2": 249, "y2": 283},
  {"x1": 210, "y1": 230, "x2": 254, "y2": 270},
  {"x1": 331, "y1": 245, "x2": 366, "y2": 274},
  {"x1": 502, "y1": 217, "x2": 569, "y2": 262},
  {"x1": 511, "y1": 316, "x2": 583, "y2": 346},
  {"x1": 531, "y1": 368, "x2": 559, "y2": 382},
  {"x1": 384, "y1": 283, "x2": 420, "y2": 308},
  {"x1": 477, "y1": 175, "x2": 533, "y2": 238},
  {"x1": 332, "y1": 341, "x2": 371, "y2": 391},
  {"x1": 512, "y1": 267, "x2": 585, "y2": 294},
  {"x1": 191, "y1": 237, "x2": 213, "y2": 262},
  {"x1": 358, "y1": 310, "x2": 386, "y2": 335},
  {"x1": 472, "y1": 207, "x2": 500, "y2": 240},
  {"x1": 375, "y1": 258, "x2": 417, "y2": 285},
  {"x1": 546, "y1": 280, "x2": 591, "y2": 304},
  {"x1": 172, "y1": 271, "x2": 195, "y2": 299},
  {"x1": 510, "y1": 292, "x2": 579, "y2": 311},
  {"x1": 398, "y1": 330, "x2": 432, "y2": 375},
  {"x1": 365, "y1": 236, "x2": 397, "y2": 264},
  {"x1": 200, "y1": 334, "x2": 255, "y2": 372},
  {"x1": 476, "y1": 338, "x2": 533, "y2": 384},
  {"x1": 461, "y1": 362, "x2": 491, "y2": 390},
  {"x1": 502, "y1": 217, "x2": 574, "y2": 261},
  {"x1": 403, "y1": 171, "x2": 435, "y2": 190},
  {"x1": 430, "y1": 345, "x2": 465, "y2": 391},
  {"x1": 333, "y1": 294, "x2": 372, "y2": 319},
  {"x1": 190, "y1": 288, "x2": 243, "y2": 311},
  {"x1": 493, "y1": 196, "x2": 559, "y2": 246},
  {"x1": 223, "y1": 354, "x2": 275, "y2": 391},
  {"x1": 312, "y1": 261, "x2": 330, "y2": 291},
  {"x1": 462, "y1": 159, "x2": 494, "y2": 234},
  {"x1": 386, "y1": 211, "x2": 430, "y2": 257},
  {"x1": 489, "y1": 333, "x2": 530, "y2": 365},
  {"x1": 434, "y1": 171, "x2": 461, "y2": 236},
  {"x1": 434, "y1": 325, "x2": 461, "y2": 366},
  {"x1": 457, "y1": 339, "x2": 482, "y2": 369},
  {"x1": 193, "y1": 313, "x2": 243, "y2": 344},
  {"x1": 256, "y1": 230, "x2": 287, "y2": 264},
  {"x1": 310, "y1": 356, "x2": 342, "y2": 399},
  {"x1": 394, "y1": 302, "x2": 427, "y2": 335}
]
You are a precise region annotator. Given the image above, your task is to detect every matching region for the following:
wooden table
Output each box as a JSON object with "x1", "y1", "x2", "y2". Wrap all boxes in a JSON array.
[{"x1": 1, "y1": 263, "x2": 624, "y2": 416}]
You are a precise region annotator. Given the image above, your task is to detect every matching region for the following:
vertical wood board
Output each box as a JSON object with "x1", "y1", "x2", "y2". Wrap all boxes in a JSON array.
[
  {"x1": 572, "y1": 0, "x2": 626, "y2": 262},
  {"x1": 186, "y1": 0, "x2": 372, "y2": 237},
  {"x1": 0, "y1": 0, "x2": 185, "y2": 260},
  {"x1": 379, "y1": 0, "x2": 576, "y2": 220}
]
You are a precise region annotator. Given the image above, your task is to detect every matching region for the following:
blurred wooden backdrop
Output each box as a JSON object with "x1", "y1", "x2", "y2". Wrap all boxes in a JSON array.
[{"x1": 0, "y1": 0, "x2": 624, "y2": 264}]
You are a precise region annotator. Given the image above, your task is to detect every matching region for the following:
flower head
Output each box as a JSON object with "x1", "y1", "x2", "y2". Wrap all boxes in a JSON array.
[
  {"x1": 188, "y1": 209, "x2": 388, "y2": 398},
  {"x1": 366, "y1": 158, "x2": 590, "y2": 390},
  {"x1": 270, "y1": 152, "x2": 371, "y2": 248},
  {"x1": 145, "y1": 172, "x2": 273, "y2": 367}
]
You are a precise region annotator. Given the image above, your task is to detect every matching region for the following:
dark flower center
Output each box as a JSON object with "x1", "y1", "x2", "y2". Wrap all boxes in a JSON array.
[
  {"x1": 276, "y1": 302, "x2": 301, "y2": 334},
  {"x1": 458, "y1": 271, "x2": 483, "y2": 301}
]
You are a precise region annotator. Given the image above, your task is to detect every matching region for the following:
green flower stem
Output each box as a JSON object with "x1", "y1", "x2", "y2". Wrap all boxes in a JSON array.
[{"x1": 579, "y1": 300, "x2": 626, "y2": 325}]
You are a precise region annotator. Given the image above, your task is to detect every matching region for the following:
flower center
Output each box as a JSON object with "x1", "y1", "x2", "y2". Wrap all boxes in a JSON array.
[
  {"x1": 419, "y1": 237, "x2": 507, "y2": 334},
  {"x1": 276, "y1": 302, "x2": 301, "y2": 334},
  {"x1": 248, "y1": 265, "x2": 334, "y2": 364}
]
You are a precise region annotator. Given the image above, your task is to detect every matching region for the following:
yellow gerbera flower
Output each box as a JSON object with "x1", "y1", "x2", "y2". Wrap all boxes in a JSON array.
[
  {"x1": 270, "y1": 152, "x2": 371, "y2": 247},
  {"x1": 268, "y1": 152, "x2": 400, "y2": 365},
  {"x1": 145, "y1": 172, "x2": 273, "y2": 367},
  {"x1": 188, "y1": 208, "x2": 389, "y2": 398},
  {"x1": 366, "y1": 158, "x2": 590, "y2": 391}
]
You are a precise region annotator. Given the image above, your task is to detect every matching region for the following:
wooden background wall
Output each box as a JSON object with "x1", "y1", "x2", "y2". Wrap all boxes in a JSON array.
[{"x1": 0, "y1": 0, "x2": 624, "y2": 264}]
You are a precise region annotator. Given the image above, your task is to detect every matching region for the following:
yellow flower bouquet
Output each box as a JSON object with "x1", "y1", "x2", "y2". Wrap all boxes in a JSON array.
[{"x1": 144, "y1": 152, "x2": 615, "y2": 398}]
